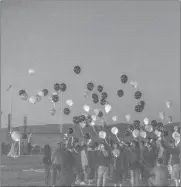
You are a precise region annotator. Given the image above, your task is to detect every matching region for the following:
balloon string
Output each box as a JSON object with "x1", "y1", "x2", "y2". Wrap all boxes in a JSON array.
[
  {"x1": 115, "y1": 134, "x2": 120, "y2": 142},
  {"x1": 79, "y1": 126, "x2": 85, "y2": 136},
  {"x1": 92, "y1": 126, "x2": 97, "y2": 135},
  {"x1": 105, "y1": 138, "x2": 109, "y2": 145}
]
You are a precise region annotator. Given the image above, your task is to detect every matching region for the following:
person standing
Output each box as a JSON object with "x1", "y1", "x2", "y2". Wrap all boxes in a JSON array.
[{"x1": 42, "y1": 144, "x2": 52, "y2": 185}]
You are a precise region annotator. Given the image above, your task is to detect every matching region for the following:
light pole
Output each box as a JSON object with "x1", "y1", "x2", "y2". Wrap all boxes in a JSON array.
[
  {"x1": 60, "y1": 92, "x2": 63, "y2": 135},
  {"x1": 7, "y1": 85, "x2": 12, "y2": 133}
]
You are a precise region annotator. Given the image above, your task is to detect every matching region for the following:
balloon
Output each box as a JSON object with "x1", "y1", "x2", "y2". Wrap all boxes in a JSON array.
[
  {"x1": 125, "y1": 114, "x2": 131, "y2": 122},
  {"x1": 111, "y1": 127, "x2": 118, "y2": 135},
  {"x1": 20, "y1": 93, "x2": 28, "y2": 101},
  {"x1": 133, "y1": 120, "x2": 140, "y2": 129},
  {"x1": 132, "y1": 129, "x2": 140, "y2": 138},
  {"x1": 163, "y1": 131, "x2": 168, "y2": 137},
  {"x1": 101, "y1": 92, "x2": 108, "y2": 99},
  {"x1": 97, "y1": 85, "x2": 103, "y2": 92},
  {"x1": 99, "y1": 131, "x2": 106, "y2": 139},
  {"x1": 50, "y1": 108, "x2": 56, "y2": 115},
  {"x1": 90, "y1": 121, "x2": 95, "y2": 126},
  {"x1": 86, "y1": 115, "x2": 92, "y2": 123},
  {"x1": 135, "y1": 105, "x2": 144, "y2": 112},
  {"x1": 112, "y1": 149, "x2": 120, "y2": 157},
  {"x1": 166, "y1": 100, "x2": 172, "y2": 108},
  {"x1": 93, "y1": 99, "x2": 99, "y2": 104},
  {"x1": 42, "y1": 89, "x2": 48, "y2": 96},
  {"x1": 64, "y1": 108, "x2": 70, "y2": 115},
  {"x1": 11, "y1": 131, "x2": 22, "y2": 141},
  {"x1": 19, "y1": 89, "x2": 26, "y2": 96},
  {"x1": 145, "y1": 124, "x2": 153, "y2": 132},
  {"x1": 100, "y1": 99, "x2": 107, "y2": 105},
  {"x1": 154, "y1": 129, "x2": 161, "y2": 137},
  {"x1": 157, "y1": 122, "x2": 164, "y2": 132},
  {"x1": 134, "y1": 91, "x2": 142, "y2": 99},
  {"x1": 143, "y1": 117, "x2": 149, "y2": 125},
  {"x1": 117, "y1": 90, "x2": 124, "y2": 97},
  {"x1": 60, "y1": 83, "x2": 67, "y2": 92},
  {"x1": 128, "y1": 125, "x2": 135, "y2": 132},
  {"x1": 120, "y1": 74, "x2": 128, "y2": 84},
  {"x1": 159, "y1": 112, "x2": 165, "y2": 120},
  {"x1": 37, "y1": 91, "x2": 44, "y2": 97},
  {"x1": 80, "y1": 115, "x2": 86, "y2": 122},
  {"x1": 29, "y1": 96, "x2": 37, "y2": 104},
  {"x1": 151, "y1": 120, "x2": 157, "y2": 128},
  {"x1": 29, "y1": 69, "x2": 35, "y2": 75},
  {"x1": 91, "y1": 115, "x2": 97, "y2": 121},
  {"x1": 83, "y1": 105, "x2": 90, "y2": 112},
  {"x1": 51, "y1": 94, "x2": 59, "y2": 103},
  {"x1": 80, "y1": 122, "x2": 86, "y2": 128},
  {"x1": 172, "y1": 131, "x2": 180, "y2": 140},
  {"x1": 87, "y1": 82, "x2": 94, "y2": 91},
  {"x1": 112, "y1": 116, "x2": 117, "y2": 122},
  {"x1": 54, "y1": 83, "x2": 60, "y2": 91},
  {"x1": 94, "y1": 109, "x2": 99, "y2": 115},
  {"x1": 139, "y1": 100, "x2": 145, "y2": 107},
  {"x1": 130, "y1": 81, "x2": 138, "y2": 88},
  {"x1": 92, "y1": 93, "x2": 99, "y2": 100},
  {"x1": 105, "y1": 104, "x2": 112, "y2": 114},
  {"x1": 98, "y1": 111, "x2": 103, "y2": 118},
  {"x1": 73, "y1": 116, "x2": 79, "y2": 124},
  {"x1": 66, "y1": 100, "x2": 73, "y2": 107},
  {"x1": 68, "y1": 128, "x2": 74, "y2": 134},
  {"x1": 140, "y1": 130, "x2": 147, "y2": 138},
  {"x1": 167, "y1": 116, "x2": 172, "y2": 123},
  {"x1": 74, "y1": 65, "x2": 81, "y2": 75}
]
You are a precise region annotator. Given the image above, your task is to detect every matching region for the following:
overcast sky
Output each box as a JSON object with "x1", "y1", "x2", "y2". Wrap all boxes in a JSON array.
[{"x1": 1, "y1": 0, "x2": 180, "y2": 128}]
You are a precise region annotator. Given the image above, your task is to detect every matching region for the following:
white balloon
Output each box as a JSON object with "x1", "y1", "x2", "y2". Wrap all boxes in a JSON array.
[
  {"x1": 90, "y1": 121, "x2": 95, "y2": 126},
  {"x1": 105, "y1": 104, "x2": 112, "y2": 114},
  {"x1": 83, "y1": 105, "x2": 90, "y2": 112},
  {"x1": 172, "y1": 132, "x2": 180, "y2": 140},
  {"x1": 125, "y1": 114, "x2": 131, "y2": 122},
  {"x1": 130, "y1": 81, "x2": 138, "y2": 88},
  {"x1": 111, "y1": 127, "x2": 118, "y2": 135},
  {"x1": 91, "y1": 115, "x2": 97, "y2": 121},
  {"x1": 145, "y1": 124, "x2": 153, "y2": 132},
  {"x1": 132, "y1": 129, "x2": 140, "y2": 138},
  {"x1": 29, "y1": 69, "x2": 35, "y2": 75},
  {"x1": 99, "y1": 131, "x2": 106, "y2": 139},
  {"x1": 29, "y1": 96, "x2": 37, "y2": 104},
  {"x1": 167, "y1": 116, "x2": 172, "y2": 123},
  {"x1": 139, "y1": 130, "x2": 147, "y2": 138},
  {"x1": 11, "y1": 131, "x2": 22, "y2": 141},
  {"x1": 159, "y1": 112, "x2": 165, "y2": 120},
  {"x1": 37, "y1": 91, "x2": 44, "y2": 97},
  {"x1": 143, "y1": 117, "x2": 149, "y2": 125},
  {"x1": 166, "y1": 100, "x2": 172, "y2": 108},
  {"x1": 66, "y1": 100, "x2": 73, "y2": 107},
  {"x1": 112, "y1": 116, "x2": 117, "y2": 122},
  {"x1": 154, "y1": 129, "x2": 161, "y2": 137},
  {"x1": 80, "y1": 122, "x2": 86, "y2": 128}
]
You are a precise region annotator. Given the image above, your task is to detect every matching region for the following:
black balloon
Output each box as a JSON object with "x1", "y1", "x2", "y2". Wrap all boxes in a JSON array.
[
  {"x1": 97, "y1": 85, "x2": 103, "y2": 92},
  {"x1": 68, "y1": 128, "x2": 74, "y2": 134},
  {"x1": 80, "y1": 115, "x2": 86, "y2": 122},
  {"x1": 117, "y1": 89, "x2": 124, "y2": 97},
  {"x1": 135, "y1": 105, "x2": 143, "y2": 112},
  {"x1": 87, "y1": 82, "x2": 94, "y2": 91},
  {"x1": 133, "y1": 120, "x2": 140, "y2": 129},
  {"x1": 54, "y1": 83, "x2": 60, "y2": 91},
  {"x1": 92, "y1": 93, "x2": 98, "y2": 100},
  {"x1": 86, "y1": 115, "x2": 92, "y2": 123},
  {"x1": 19, "y1": 90, "x2": 26, "y2": 96},
  {"x1": 74, "y1": 65, "x2": 81, "y2": 74},
  {"x1": 42, "y1": 89, "x2": 48, "y2": 96},
  {"x1": 157, "y1": 122, "x2": 164, "y2": 132},
  {"x1": 60, "y1": 83, "x2": 67, "y2": 92},
  {"x1": 73, "y1": 116, "x2": 79, "y2": 124},
  {"x1": 52, "y1": 95, "x2": 59, "y2": 103},
  {"x1": 101, "y1": 92, "x2": 108, "y2": 99},
  {"x1": 125, "y1": 130, "x2": 130, "y2": 137},
  {"x1": 129, "y1": 125, "x2": 135, "y2": 132},
  {"x1": 93, "y1": 99, "x2": 99, "y2": 104},
  {"x1": 151, "y1": 120, "x2": 158, "y2": 128},
  {"x1": 100, "y1": 99, "x2": 106, "y2": 105},
  {"x1": 64, "y1": 108, "x2": 70, "y2": 115},
  {"x1": 120, "y1": 75, "x2": 128, "y2": 84},
  {"x1": 98, "y1": 111, "x2": 103, "y2": 118},
  {"x1": 139, "y1": 100, "x2": 145, "y2": 106},
  {"x1": 134, "y1": 91, "x2": 142, "y2": 99}
]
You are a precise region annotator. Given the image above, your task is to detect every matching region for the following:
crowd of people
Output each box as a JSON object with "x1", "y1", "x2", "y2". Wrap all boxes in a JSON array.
[{"x1": 42, "y1": 133, "x2": 180, "y2": 187}]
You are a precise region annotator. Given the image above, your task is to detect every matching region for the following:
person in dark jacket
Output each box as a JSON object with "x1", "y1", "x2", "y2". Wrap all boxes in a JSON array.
[
  {"x1": 97, "y1": 143, "x2": 111, "y2": 187},
  {"x1": 59, "y1": 148, "x2": 76, "y2": 186},
  {"x1": 42, "y1": 144, "x2": 51, "y2": 185}
]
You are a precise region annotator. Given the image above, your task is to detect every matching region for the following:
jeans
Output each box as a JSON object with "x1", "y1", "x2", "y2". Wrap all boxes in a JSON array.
[
  {"x1": 130, "y1": 169, "x2": 140, "y2": 186},
  {"x1": 44, "y1": 164, "x2": 51, "y2": 185},
  {"x1": 52, "y1": 164, "x2": 61, "y2": 185},
  {"x1": 97, "y1": 166, "x2": 109, "y2": 187}
]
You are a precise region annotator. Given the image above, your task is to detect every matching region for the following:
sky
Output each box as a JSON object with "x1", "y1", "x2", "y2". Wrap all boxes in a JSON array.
[{"x1": 1, "y1": 0, "x2": 180, "y2": 128}]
